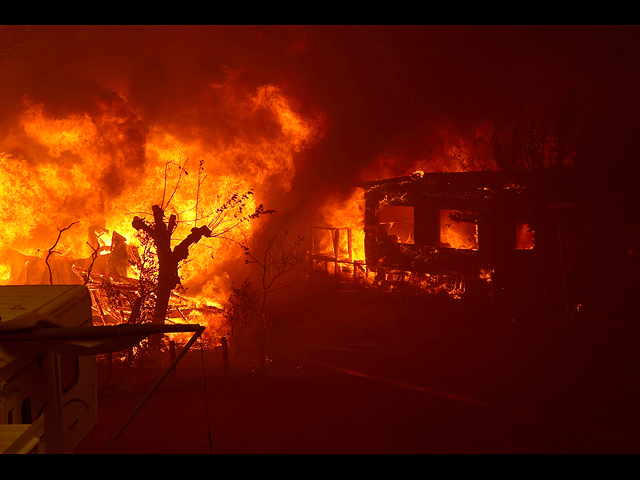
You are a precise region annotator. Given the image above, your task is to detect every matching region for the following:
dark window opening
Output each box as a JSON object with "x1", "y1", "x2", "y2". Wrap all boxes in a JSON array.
[
  {"x1": 439, "y1": 209, "x2": 478, "y2": 250},
  {"x1": 379, "y1": 206, "x2": 414, "y2": 244}
]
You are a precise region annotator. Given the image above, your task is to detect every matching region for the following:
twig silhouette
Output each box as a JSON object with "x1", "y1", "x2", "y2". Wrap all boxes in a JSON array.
[{"x1": 45, "y1": 221, "x2": 78, "y2": 285}]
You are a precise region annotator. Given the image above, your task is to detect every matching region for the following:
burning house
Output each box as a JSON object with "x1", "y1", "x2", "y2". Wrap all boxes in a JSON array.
[{"x1": 355, "y1": 169, "x2": 578, "y2": 321}]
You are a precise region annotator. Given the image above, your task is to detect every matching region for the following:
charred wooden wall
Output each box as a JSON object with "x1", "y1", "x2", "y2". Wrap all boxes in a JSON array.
[{"x1": 357, "y1": 170, "x2": 577, "y2": 320}]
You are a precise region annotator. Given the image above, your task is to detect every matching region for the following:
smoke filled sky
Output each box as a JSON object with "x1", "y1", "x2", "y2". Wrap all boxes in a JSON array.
[{"x1": 2, "y1": 25, "x2": 639, "y2": 200}]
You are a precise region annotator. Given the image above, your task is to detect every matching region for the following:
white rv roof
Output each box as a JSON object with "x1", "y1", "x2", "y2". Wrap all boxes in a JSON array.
[
  {"x1": 0, "y1": 285, "x2": 91, "y2": 331},
  {"x1": 1, "y1": 285, "x2": 93, "y2": 369},
  {"x1": 0, "y1": 285, "x2": 204, "y2": 359}
]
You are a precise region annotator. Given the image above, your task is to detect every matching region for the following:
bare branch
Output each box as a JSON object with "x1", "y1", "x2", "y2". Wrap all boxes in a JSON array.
[
  {"x1": 173, "y1": 225, "x2": 212, "y2": 263},
  {"x1": 240, "y1": 224, "x2": 306, "y2": 369},
  {"x1": 126, "y1": 158, "x2": 273, "y2": 332},
  {"x1": 45, "y1": 221, "x2": 78, "y2": 285},
  {"x1": 161, "y1": 157, "x2": 188, "y2": 211},
  {"x1": 195, "y1": 159, "x2": 205, "y2": 227},
  {"x1": 132, "y1": 215, "x2": 155, "y2": 237},
  {"x1": 81, "y1": 241, "x2": 101, "y2": 285},
  {"x1": 242, "y1": 224, "x2": 306, "y2": 297}
]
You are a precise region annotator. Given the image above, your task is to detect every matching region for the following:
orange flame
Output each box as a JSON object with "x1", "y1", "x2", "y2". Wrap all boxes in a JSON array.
[
  {"x1": 439, "y1": 210, "x2": 479, "y2": 250},
  {"x1": 318, "y1": 188, "x2": 365, "y2": 262},
  {"x1": 0, "y1": 75, "x2": 324, "y2": 331}
]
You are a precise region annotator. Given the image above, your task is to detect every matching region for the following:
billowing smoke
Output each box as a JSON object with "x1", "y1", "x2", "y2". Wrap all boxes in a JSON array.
[
  {"x1": 0, "y1": 26, "x2": 327, "y2": 301},
  {"x1": 1, "y1": 25, "x2": 638, "y2": 304}
]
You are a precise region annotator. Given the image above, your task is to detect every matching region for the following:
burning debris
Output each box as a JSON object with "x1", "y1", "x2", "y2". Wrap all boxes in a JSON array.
[
  {"x1": 0, "y1": 26, "x2": 637, "y2": 368},
  {"x1": 349, "y1": 169, "x2": 578, "y2": 318},
  {"x1": 131, "y1": 204, "x2": 213, "y2": 327},
  {"x1": 0, "y1": 25, "x2": 638, "y2": 455},
  {"x1": 0, "y1": 60, "x2": 324, "y2": 362}
]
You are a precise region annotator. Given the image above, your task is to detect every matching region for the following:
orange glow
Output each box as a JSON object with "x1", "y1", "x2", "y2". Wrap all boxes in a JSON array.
[
  {"x1": 516, "y1": 222, "x2": 535, "y2": 250},
  {"x1": 357, "y1": 121, "x2": 499, "y2": 181},
  {"x1": 0, "y1": 75, "x2": 324, "y2": 338},
  {"x1": 318, "y1": 188, "x2": 365, "y2": 262},
  {"x1": 379, "y1": 206, "x2": 414, "y2": 244},
  {"x1": 439, "y1": 210, "x2": 478, "y2": 250}
]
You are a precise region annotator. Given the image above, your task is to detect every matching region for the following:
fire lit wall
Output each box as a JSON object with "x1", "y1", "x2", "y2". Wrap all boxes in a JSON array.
[{"x1": 359, "y1": 170, "x2": 576, "y2": 319}]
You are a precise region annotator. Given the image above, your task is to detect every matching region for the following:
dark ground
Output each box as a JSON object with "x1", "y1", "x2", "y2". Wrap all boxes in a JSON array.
[{"x1": 75, "y1": 278, "x2": 640, "y2": 454}]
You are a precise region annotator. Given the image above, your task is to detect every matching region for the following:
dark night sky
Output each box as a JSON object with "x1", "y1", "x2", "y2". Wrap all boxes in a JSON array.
[{"x1": 2, "y1": 25, "x2": 640, "y2": 205}]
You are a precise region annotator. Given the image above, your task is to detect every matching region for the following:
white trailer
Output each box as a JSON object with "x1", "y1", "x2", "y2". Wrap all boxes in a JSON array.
[{"x1": 0, "y1": 285, "x2": 204, "y2": 454}]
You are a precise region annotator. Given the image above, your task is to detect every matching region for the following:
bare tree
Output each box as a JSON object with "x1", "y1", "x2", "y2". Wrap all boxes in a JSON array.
[
  {"x1": 45, "y1": 221, "x2": 78, "y2": 285},
  {"x1": 222, "y1": 277, "x2": 259, "y2": 367},
  {"x1": 241, "y1": 225, "x2": 306, "y2": 367},
  {"x1": 488, "y1": 107, "x2": 578, "y2": 171},
  {"x1": 132, "y1": 206, "x2": 213, "y2": 326},
  {"x1": 130, "y1": 159, "x2": 274, "y2": 329}
]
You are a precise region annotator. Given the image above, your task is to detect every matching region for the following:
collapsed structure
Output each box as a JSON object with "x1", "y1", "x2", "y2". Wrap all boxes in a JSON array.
[{"x1": 354, "y1": 169, "x2": 578, "y2": 320}]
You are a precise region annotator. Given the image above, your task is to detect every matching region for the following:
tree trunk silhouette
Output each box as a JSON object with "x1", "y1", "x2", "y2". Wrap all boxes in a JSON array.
[{"x1": 132, "y1": 205, "x2": 212, "y2": 326}]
